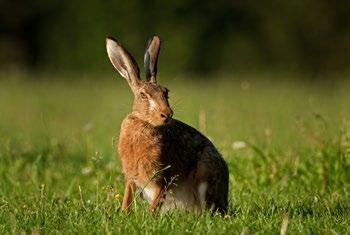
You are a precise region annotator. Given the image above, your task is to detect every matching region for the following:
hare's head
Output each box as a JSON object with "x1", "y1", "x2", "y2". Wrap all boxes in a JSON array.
[{"x1": 106, "y1": 35, "x2": 173, "y2": 126}]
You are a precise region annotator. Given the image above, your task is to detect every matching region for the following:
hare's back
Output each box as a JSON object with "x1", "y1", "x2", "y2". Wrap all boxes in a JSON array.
[{"x1": 160, "y1": 119, "x2": 227, "y2": 173}]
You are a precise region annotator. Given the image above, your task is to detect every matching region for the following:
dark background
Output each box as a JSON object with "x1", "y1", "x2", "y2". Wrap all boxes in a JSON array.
[{"x1": 1, "y1": 0, "x2": 350, "y2": 77}]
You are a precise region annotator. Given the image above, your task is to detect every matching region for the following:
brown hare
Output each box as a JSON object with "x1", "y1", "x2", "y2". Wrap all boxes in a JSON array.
[{"x1": 106, "y1": 35, "x2": 229, "y2": 214}]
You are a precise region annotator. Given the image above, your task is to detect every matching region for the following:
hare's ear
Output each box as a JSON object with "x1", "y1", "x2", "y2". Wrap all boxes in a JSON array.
[
  {"x1": 144, "y1": 35, "x2": 161, "y2": 83},
  {"x1": 106, "y1": 37, "x2": 140, "y2": 89}
]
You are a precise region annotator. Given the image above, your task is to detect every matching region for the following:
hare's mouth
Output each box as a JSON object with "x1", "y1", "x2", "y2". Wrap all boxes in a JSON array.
[
  {"x1": 164, "y1": 117, "x2": 172, "y2": 124},
  {"x1": 151, "y1": 117, "x2": 172, "y2": 127},
  {"x1": 158, "y1": 118, "x2": 172, "y2": 126}
]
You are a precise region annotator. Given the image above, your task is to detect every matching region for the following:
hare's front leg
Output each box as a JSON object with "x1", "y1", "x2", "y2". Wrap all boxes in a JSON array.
[
  {"x1": 149, "y1": 185, "x2": 164, "y2": 213},
  {"x1": 121, "y1": 180, "x2": 134, "y2": 212}
]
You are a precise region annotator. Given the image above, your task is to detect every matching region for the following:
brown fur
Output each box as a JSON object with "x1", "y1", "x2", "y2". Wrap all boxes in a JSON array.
[{"x1": 106, "y1": 35, "x2": 229, "y2": 214}]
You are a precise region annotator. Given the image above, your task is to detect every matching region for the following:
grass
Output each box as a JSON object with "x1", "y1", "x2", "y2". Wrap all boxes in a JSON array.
[{"x1": 0, "y1": 72, "x2": 349, "y2": 234}]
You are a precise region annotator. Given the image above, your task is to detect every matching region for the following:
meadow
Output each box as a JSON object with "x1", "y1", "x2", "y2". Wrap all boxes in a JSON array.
[{"x1": 0, "y1": 72, "x2": 349, "y2": 234}]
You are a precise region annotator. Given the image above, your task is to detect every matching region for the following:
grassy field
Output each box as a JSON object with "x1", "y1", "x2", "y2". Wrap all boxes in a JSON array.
[{"x1": 0, "y1": 72, "x2": 349, "y2": 234}]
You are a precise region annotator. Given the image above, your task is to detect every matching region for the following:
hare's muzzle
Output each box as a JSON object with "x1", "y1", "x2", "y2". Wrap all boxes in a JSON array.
[{"x1": 160, "y1": 109, "x2": 173, "y2": 123}]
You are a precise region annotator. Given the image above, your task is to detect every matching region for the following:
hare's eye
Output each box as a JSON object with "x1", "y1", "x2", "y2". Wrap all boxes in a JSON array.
[{"x1": 140, "y1": 92, "x2": 147, "y2": 99}]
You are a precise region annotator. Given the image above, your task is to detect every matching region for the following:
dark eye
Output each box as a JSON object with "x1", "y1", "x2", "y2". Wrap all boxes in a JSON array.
[{"x1": 140, "y1": 92, "x2": 147, "y2": 99}]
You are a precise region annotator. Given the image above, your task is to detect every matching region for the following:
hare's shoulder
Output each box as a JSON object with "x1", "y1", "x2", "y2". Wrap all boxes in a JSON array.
[{"x1": 118, "y1": 114, "x2": 162, "y2": 157}]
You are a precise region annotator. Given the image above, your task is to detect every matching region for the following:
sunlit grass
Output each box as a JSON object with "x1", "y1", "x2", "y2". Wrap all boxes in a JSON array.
[{"x1": 0, "y1": 73, "x2": 349, "y2": 234}]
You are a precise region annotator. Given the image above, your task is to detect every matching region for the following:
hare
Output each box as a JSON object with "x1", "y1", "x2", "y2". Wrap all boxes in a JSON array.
[{"x1": 106, "y1": 35, "x2": 229, "y2": 214}]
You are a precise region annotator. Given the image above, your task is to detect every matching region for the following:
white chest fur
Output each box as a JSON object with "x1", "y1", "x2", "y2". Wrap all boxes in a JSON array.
[{"x1": 142, "y1": 186, "x2": 156, "y2": 203}]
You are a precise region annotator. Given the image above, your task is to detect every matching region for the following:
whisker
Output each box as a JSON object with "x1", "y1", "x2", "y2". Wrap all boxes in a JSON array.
[{"x1": 171, "y1": 97, "x2": 184, "y2": 108}]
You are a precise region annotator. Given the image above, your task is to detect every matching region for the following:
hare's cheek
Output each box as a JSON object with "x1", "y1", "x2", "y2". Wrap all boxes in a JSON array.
[
  {"x1": 148, "y1": 114, "x2": 165, "y2": 126},
  {"x1": 148, "y1": 99, "x2": 163, "y2": 124},
  {"x1": 148, "y1": 99, "x2": 157, "y2": 111},
  {"x1": 150, "y1": 115, "x2": 163, "y2": 126}
]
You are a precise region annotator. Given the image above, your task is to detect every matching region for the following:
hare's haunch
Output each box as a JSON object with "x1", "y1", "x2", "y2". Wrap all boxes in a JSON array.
[{"x1": 106, "y1": 35, "x2": 229, "y2": 214}]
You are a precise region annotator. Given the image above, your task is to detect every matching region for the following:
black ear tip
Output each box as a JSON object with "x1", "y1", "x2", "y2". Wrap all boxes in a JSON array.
[
  {"x1": 147, "y1": 35, "x2": 161, "y2": 47},
  {"x1": 106, "y1": 36, "x2": 120, "y2": 45}
]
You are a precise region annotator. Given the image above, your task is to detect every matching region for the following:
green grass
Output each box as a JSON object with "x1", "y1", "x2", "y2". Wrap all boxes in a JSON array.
[{"x1": 0, "y1": 72, "x2": 349, "y2": 234}]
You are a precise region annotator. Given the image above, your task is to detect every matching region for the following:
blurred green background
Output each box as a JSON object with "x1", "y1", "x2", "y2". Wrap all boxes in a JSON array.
[
  {"x1": 1, "y1": 1, "x2": 350, "y2": 233},
  {"x1": 1, "y1": 0, "x2": 350, "y2": 76}
]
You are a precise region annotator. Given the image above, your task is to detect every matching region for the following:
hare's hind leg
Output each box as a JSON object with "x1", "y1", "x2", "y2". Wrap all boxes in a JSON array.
[
  {"x1": 205, "y1": 178, "x2": 229, "y2": 214},
  {"x1": 122, "y1": 180, "x2": 134, "y2": 212},
  {"x1": 196, "y1": 148, "x2": 229, "y2": 214}
]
